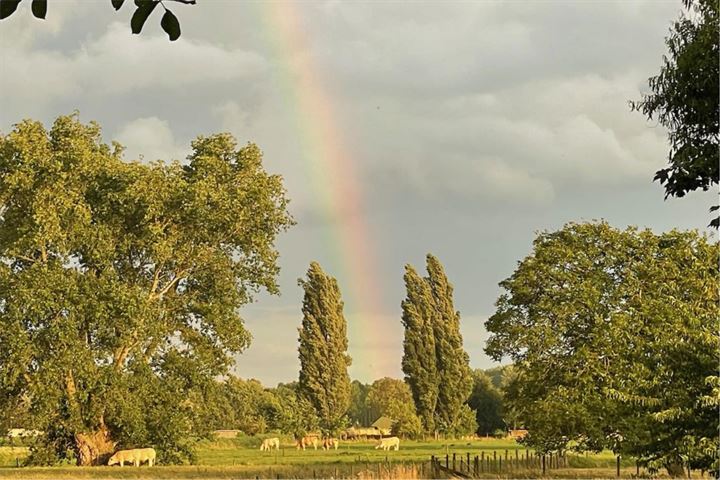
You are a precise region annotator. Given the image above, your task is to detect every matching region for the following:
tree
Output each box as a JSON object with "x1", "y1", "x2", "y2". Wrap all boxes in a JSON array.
[
  {"x1": 468, "y1": 370, "x2": 505, "y2": 436},
  {"x1": 485, "y1": 222, "x2": 718, "y2": 474},
  {"x1": 401, "y1": 255, "x2": 473, "y2": 435},
  {"x1": 264, "y1": 383, "x2": 319, "y2": 438},
  {"x1": 631, "y1": 0, "x2": 719, "y2": 227},
  {"x1": 0, "y1": 0, "x2": 195, "y2": 41},
  {"x1": 400, "y1": 265, "x2": 439, "y2": 433},
  {"x1": 0, "y1": 114, "x2": 293, "y2": 465},
  {"x1": 347, "y1": 380, "x2": 373, "y2": 427},
  {"x1": 426, "y1": 254, "x2": 473, "y2": 434},
  {"x1": 365, "y1": 378, "x2": 422, "y2": 438},
  {"x1": 297, "y1": 262, "x2": 352, "y2": 435}
]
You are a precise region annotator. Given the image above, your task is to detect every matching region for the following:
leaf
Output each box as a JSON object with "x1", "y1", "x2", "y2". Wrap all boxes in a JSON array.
[
  {"x1": 130, "y1": 0, "x2": 157, "y2": 35},
  {"x1": 31, "y1": 0, "x2": 45, "y2": 19},
  {"x1": 160, "y1": 9, "x2": 180, "y2": 41},
  {"x1": 0, "y1": 0, "x2": 22, "y2": 20},
  {"x1": 111, "y1": 0, "x2": 125, "y2": 10}
]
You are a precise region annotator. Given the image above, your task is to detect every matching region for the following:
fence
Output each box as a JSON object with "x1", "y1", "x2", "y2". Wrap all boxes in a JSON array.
[{"x1": 430, "y1": 450, "x2": 571, "y2": 478}]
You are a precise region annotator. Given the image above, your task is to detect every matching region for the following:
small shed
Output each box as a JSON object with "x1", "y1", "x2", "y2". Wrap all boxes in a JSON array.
[{"x1": 371, "y1": 416, "x2": 394, "y2": 436}]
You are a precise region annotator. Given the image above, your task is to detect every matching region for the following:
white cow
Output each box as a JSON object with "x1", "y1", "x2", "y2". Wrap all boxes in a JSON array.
[
  {"x1": 375, "y1": 436, "x2": 400, "y2": 451},
  {"x1": 322, "y1": 437, "x2": 339, "y2": 450},
  {"x1": 107, "y1": 448, "x2": 156, "y2": 467},
  {"x1": 260, "y1": 437, "x2": 280, "y2": 451},
  {"x1": 296, "y1": 435, "x2": 319, "y2": 450}
]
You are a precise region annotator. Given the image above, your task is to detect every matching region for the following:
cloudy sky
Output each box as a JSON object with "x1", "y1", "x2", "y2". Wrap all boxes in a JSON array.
[{"x1": 0, "y1": 0, "x2": 713, "y2": 386}]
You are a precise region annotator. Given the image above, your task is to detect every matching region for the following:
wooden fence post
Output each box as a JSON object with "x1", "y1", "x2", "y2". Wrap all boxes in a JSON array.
[
  {"x1": 481, "y1": 451, "x2": 485, "y2": 473},
  {"x1": 542, "y1": 455, "x2": 546, "y2": 475},
  {"x1": 445, "y1": 454, "x2": 449, "y2": 469},
  {"x1": 616, "y1": 455, "x2": 620, "y2": 478},
  {"x1": 453, "y1": 452, "x2": 456, "y2": 471},
  {"x1": 467, "y1": 452, "x2": 471, "y2": 473}
]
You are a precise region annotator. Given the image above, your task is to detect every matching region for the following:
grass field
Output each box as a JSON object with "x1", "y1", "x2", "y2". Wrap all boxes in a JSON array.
[{"x1": 0, "y1": 438, "x2": 703, "y2": 478}]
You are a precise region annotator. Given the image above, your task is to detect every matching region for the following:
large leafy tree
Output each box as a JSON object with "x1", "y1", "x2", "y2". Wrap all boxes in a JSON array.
[
  {"x1": 485, "y1": 222, "x2": 718, "y2": 475},
  {"x1": 631, "y1": 0, "x2": 719, "y2": 227},
  {"x1": 365, "y1": 378, "x2": 422, "y2": 438},
  {"x1": 468, "y1": 370, "x2": 505, "y2": 436},
  {"x1": 401, "y1": 255, "x2": 473, "y2": 435},
  {"x1": 297, "y1": 262, "x2": 351, "y2": 435},
  {"x1": 0, "y1": 0, "x2": 195, "y2": 41},
  {"x1": 0, "y1": 114, "x2": 293, "y2": 465}
]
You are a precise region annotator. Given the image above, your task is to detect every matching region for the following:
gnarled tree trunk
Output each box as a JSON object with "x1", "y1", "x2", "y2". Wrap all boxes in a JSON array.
[{"x1": 75, "y1": 425, "x2": 116, "y2": 466}]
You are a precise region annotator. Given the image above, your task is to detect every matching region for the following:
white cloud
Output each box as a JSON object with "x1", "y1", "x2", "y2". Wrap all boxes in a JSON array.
[
  {"x1": 114, "y1": 117, "x2": 188, "y2": 163},
  {"x1": 1, "y1": 21, "x2": 267, "y2": 125}
]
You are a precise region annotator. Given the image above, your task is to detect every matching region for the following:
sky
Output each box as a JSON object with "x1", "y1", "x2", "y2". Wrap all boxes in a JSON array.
[{"x1": 0, "y1": 0, "x2": 714, "y2": 386}]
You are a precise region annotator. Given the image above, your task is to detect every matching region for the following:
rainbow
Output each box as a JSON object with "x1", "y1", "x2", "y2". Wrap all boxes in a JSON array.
[{"x1": 257, "y1": 2, "x2": 386, "y2": 382}]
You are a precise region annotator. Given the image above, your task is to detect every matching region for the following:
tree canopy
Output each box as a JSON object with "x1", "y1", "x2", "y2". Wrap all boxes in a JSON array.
[
  {"x1": 401, "y1": 254, "x2": 473, "y2": 435},
  {"x1": 0, "y1": 0, "x2": 195, "y2": 41},
  {"x1": 631, "y1": 0, "x2": 719, "y2": 227},
  {"x1": 297, "y1": 262, "x2": 352, "y2": 435},
  {"x1": 0, "y1": 114, "x2": 293, "y2": 465},
  {"x1": 365, "y1": 378, "x2": 422, "y2": 438},
  {"x1": 485, "y1": 222, "x2": 719, "y2": 474}
]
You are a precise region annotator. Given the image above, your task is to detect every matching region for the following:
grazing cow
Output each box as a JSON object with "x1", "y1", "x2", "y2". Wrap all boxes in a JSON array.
[
  {"x1": 375, "y1": 436, "x2": 400, "y2": 451},
  {"x1": 322, "y1": 438, "x2": 339, "y2": 450},
  {"x1": 260, "y1": 437, "x2": 280, "y2": 451},
  {"x1": 107, "y1": 448, "x2": 156, "y2": 467},
  {"x1": 296, "y1": 435, "x2": 319, "y2": 450}
]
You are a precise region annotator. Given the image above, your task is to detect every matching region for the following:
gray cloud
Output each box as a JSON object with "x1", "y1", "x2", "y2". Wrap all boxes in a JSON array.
[{"x1": 1, "y1": 0, "x2": 712, "y2": 385}]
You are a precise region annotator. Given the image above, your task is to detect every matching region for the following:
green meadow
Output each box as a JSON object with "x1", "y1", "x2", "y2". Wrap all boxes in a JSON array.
[{"x1": 0, "y1": 438, "x2": 678, "y2": 479}]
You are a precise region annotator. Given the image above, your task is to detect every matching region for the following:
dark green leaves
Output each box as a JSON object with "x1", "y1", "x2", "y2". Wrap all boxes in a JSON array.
[
  {"x1": 131, "y1": 0, "x2": 158, "y2": 35},
  {"x1": 31, "y1": 0, "x2": 45, "y2": 18},
  {"x1": 0, "y1": 0, "x2": 190, "y2": 41},
  {"x1": 160, "y1": 9, "x2": 180, "y2": 41},
  {"x1": 0, "y1": 0, "x2": 22, "y2": 20}
]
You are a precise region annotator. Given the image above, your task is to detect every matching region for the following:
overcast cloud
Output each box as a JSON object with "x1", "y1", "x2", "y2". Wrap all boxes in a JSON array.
[{"x1": 0, "y1": 0, "x2": 713, "y2": 385}]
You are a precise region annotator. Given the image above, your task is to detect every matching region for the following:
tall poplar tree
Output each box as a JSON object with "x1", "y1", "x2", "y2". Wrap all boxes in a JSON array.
[
  {"x1": 401, "y1": 265, "x2": 439, "y2": 432},
  {"x1": 401, "y1": 255, "x2": 473, "y2": 435},
  {"x1": 297, "y1": 262, "x2": 351, "y2": 434},
  {"x1": 426, "y1": 254, "x2": 473, "y2": 433}
]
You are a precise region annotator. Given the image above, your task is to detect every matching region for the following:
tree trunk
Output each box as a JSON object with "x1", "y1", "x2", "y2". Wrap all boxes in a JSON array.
[{"x1": 75, "y1": 425, "x2": 116, "y2": 466}]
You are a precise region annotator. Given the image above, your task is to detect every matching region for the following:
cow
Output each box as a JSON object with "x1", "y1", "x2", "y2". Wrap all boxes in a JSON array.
[
  {"x1": 107, "y1": 448, "x2": 156, "y2": 467},
  {"x1": 260, "y1": 437, "x2": 280, "y2": 451},
  {"x1": 322, "y1": 437, "x2": 339, "y2": 450},
  {"x1": 296, "y1": 435, "x2": 319, "y2": 450},
  {"x1": 375, "y1": 436, "x2": 400, "y2": 451}
]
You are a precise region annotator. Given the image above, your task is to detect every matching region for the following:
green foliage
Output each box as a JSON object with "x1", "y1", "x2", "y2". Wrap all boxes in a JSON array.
[
  {"x1": 631, "y1": 0, "x2": 719, "y2": 227},
  {"x1": 400, "y1": 265, "x2": 439, "y2": 432},
  {"x1": 0, "y1": 114, "x2": 293, "y2": 464},
  {"x1": 297, "y1": 262, "x2": 352, "y2": 435},
  {"x1": 199, "y1": 377, "x2": 277, "y2": 436},
  {"x1": 0, "y1": 0, "x2": 195, "y2": 41},
  {"x1": 426, "y1": 255, "x2": 473, "y2": 433},
  {"x1": 402, "y1": 255, "x2": 473, "y2": 435},
  {"x1": 347, "y1": 380, "x2": 373, "y2": 426},
  {"x1": 485, "y1": 222, "x2": 719, "y2": 472},
  {"x1": 264, "y1": 384, "x2": 319, "y2": 438},
  {"x1": 468, "y1": 370, "x2": 505, "y2": 436},
  {"x1": 365, "y1": 378, "x2": 422, "y2": 438}
]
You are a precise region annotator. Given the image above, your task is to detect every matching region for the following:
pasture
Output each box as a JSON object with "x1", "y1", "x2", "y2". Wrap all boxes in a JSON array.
[{"x1": 0, "y1": 437, "x2": 695, "y2": 478}]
